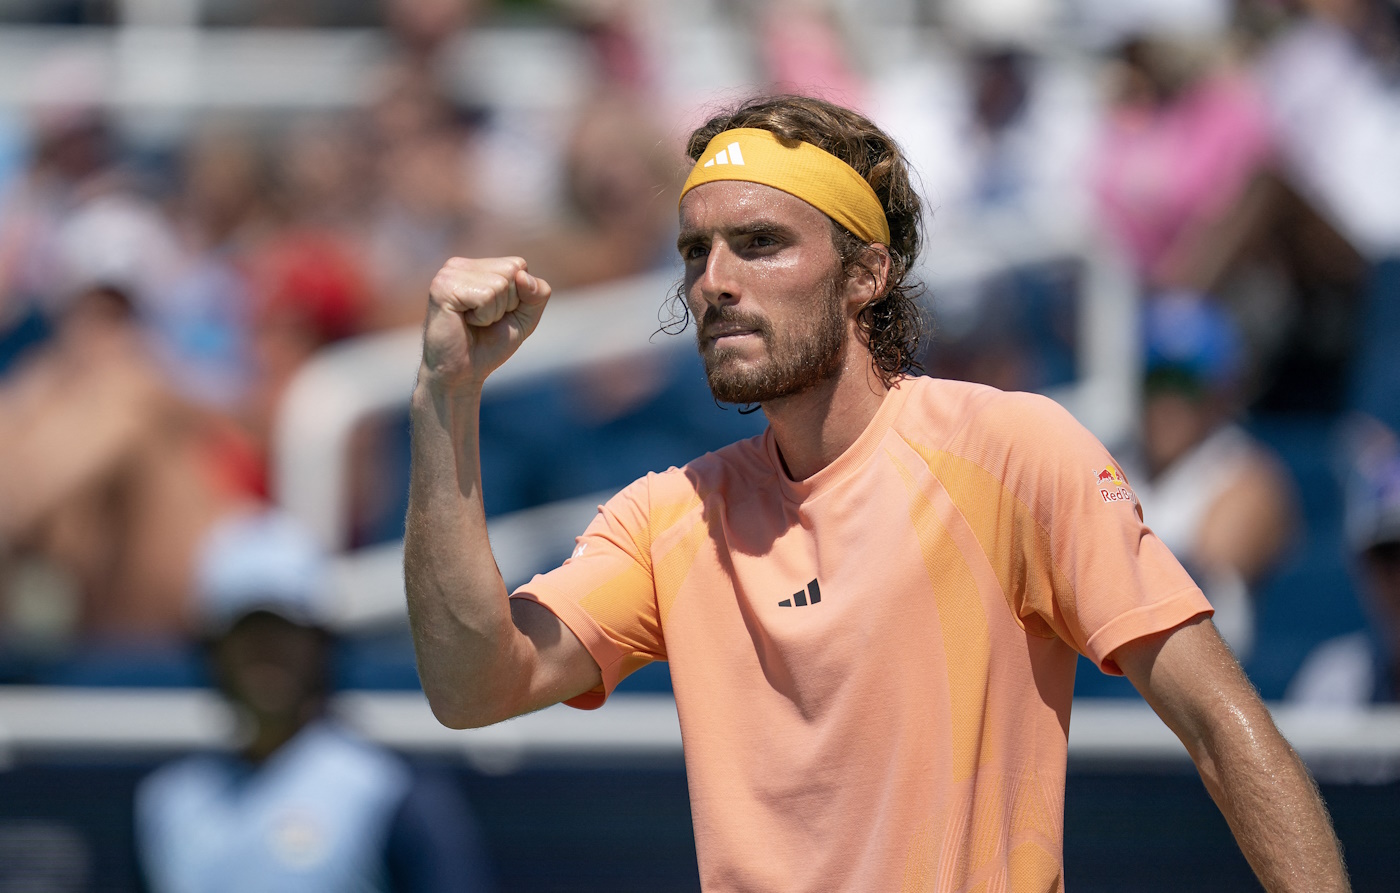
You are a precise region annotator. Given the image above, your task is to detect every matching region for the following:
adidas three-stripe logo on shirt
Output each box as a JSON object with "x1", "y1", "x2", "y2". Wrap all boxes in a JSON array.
[{"x1": 778, "y1": 580, "x2": 821, "y2": 607}]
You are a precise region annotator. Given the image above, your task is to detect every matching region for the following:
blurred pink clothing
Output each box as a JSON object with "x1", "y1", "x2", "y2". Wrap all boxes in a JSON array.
[
  {"x1": 760, "y1": 1, "x2": 866, "y2": 109},
  {"x1": 1093, "y1": 74, "x2": 1273, "y2": 280}
]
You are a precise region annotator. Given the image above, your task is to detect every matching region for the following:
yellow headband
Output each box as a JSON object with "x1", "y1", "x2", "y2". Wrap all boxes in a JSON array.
[{"x1": 679, "y1": 128, "x2": 891, "y2": 245}]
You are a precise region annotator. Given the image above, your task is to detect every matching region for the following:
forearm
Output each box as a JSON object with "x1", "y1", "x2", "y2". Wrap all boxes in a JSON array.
[
  {"x1": 1120, "y1": 619, "x2": 1350, "y2": 892},
  {"x1": 403, "y1": 374, "x2": 528, "y2": 728},
  {"x1": 1189, "y1": 701, "x2": 1349, "y2": 892}
]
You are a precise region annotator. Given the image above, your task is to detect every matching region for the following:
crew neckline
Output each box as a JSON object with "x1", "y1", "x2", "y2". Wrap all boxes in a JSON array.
[{"x1": 764, "y1": 377, "x2": 913, "y2": 503}]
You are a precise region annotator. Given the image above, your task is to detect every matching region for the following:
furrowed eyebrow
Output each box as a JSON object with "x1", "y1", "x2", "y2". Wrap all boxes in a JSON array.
[
  {"x1": 676, "y1": 219, "x2": 796, "y2": 253},
  {"x1": 728, "y1": 221, "x2": 792, "y2": 239}
]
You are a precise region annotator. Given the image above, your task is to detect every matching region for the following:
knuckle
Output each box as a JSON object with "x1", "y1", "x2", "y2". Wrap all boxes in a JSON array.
[{"x1": 458, "y1": 282, "x2": 491, "y2": 306}]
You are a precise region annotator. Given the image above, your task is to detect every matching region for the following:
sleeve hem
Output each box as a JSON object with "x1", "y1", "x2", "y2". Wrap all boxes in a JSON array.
[
  {"x1": 509, "y1": 587, "x2": 634, "y2": 710},
  {"x1": 1084, "y1": 586, "x2": 1214, "y2": 675}
]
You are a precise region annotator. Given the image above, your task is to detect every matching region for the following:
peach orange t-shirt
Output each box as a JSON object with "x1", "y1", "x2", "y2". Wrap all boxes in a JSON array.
[{"x1": 513, "y1": 376, "x2": 1210, "y2": 893}]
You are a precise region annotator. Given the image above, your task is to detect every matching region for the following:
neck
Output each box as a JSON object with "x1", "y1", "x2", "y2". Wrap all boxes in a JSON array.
[
  {"x1": 763, "y1": 354, "x2": 890, "y2": 482},
  {"x1": 241, "y1": 701, "x2": 323, "y2": 764}
]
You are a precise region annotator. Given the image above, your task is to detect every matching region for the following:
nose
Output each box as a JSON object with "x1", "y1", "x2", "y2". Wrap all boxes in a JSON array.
[{"x1": 694, "y1": 239, "x2": 740, "y2": 309}]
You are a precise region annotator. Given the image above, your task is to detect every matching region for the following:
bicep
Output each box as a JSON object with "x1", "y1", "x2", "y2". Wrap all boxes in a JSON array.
[{"x1": 509, "y1": 597, "x2": 603, "y2": 713}]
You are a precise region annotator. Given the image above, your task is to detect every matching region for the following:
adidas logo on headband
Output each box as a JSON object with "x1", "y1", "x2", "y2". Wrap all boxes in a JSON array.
[{"x1": 702, "y1": 141, "x2": 745, "y2": 167}]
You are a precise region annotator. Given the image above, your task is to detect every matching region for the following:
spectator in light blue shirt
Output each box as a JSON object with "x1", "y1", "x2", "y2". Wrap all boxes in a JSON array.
[{"x1": 135, "y1": 508, "x2": 495, "y2": 893}]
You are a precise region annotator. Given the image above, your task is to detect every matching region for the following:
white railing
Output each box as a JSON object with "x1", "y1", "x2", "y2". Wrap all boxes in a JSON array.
[{"x1": 1, "y1": 687, "x2": 1397, "y2": 780}]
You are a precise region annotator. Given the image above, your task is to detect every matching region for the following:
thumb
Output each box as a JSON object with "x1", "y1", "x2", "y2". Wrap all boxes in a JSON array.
[{"x1": 515, "y1": 268, "x2": 551, "y2": 306}]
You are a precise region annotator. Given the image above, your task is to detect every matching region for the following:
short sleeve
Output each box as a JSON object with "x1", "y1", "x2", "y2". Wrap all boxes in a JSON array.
[
  {"x1": 946, "y1": 391, "x2": 1212, "y2": 674},
  {"x1": 510, "y1": 475, "x2": 665, "y2": 708}
]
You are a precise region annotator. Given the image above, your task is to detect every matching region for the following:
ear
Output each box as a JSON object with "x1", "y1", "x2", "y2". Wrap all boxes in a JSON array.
[{"x1": 845, "y1": 243, "x2": 892, "y2": 313}]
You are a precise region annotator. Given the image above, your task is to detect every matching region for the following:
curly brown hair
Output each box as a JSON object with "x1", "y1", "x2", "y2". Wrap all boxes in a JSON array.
[{"x1": 674, "y1": 94, "x2": 926, "y2": 384}]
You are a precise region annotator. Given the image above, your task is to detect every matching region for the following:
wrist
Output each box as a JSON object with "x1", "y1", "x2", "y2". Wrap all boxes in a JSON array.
[{"x1": 413, "y1": 367, "x2": 485, "y2": 413}]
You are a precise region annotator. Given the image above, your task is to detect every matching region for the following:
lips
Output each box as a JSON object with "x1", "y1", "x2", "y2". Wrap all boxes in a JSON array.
[
  {"x1": 700, "y1": 310, "x2": 768, "y2": 347},
  {"x1": 707, "y1": 325, "x2": 759, "y2": 343}
]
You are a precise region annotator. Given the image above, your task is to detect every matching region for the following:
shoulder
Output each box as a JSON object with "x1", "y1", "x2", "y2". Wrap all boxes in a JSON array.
[
  {"x1": 895, "y1": 376, "x2": 1096, "y2": 460},
  {"x1": 586, "y1": 433, "x2": 767, "y2": 546},
  {"x1": 639, "y1": 432, "x2": 769, "y2": 507},
  {"x1": 680, "y1": 431, "x2": 769, "y2": 488},
  {"x1": 896, "y1": 378, "x2": 1137, "y2": 525},
  {"x1": 138, "y1": 753, "x2": 228, "y2": 797},
  {"x1": 135, "y1": 753, "x2": 236, "y2": 826}
]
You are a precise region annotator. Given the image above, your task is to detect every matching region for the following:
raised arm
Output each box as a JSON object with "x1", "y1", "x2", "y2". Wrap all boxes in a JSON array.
[
  {"x1": 405, "y1": 256, "x2": 601, "y2": 729},
  {"x1": 1112, "y1": 615, "x2": 1350, "y2": 892}
]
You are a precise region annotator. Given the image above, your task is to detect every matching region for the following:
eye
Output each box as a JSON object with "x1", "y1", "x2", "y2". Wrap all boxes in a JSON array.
[
  {"x1": 681, "y1": 242, "x2": 708, "y2": 261},
  {"x1": 742, "y1": 232, "x2": 786, "y2": 254}
]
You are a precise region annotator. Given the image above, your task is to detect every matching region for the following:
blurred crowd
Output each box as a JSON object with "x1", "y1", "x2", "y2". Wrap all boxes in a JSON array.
[{"x1": 0, "y1": 0, "x2": 1397, "y2": 709}]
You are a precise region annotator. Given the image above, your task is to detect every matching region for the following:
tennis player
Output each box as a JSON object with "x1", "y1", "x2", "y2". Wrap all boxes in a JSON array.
[{"x1": 404, "y1": 95, "x2": 1349, "y2": 892}]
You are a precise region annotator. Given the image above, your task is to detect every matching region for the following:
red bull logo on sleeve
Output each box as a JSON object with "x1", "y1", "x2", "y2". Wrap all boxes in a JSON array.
[{"x1": 1095, "y1": 463, "x2": 1137, "y2": 506}]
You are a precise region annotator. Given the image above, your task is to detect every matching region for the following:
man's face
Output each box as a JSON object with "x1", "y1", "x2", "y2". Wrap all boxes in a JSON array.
[
  {"x1": 214, "y1": 611, "x2": 328, "y2": 724},
  {"x1": 678, "y1": 180, "x2": 852, "y2": 405}
]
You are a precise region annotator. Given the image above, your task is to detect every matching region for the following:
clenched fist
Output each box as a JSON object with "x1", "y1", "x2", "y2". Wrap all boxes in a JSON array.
[{"x1": 419, "y1": 256, "x2": 552, "y2": 392}]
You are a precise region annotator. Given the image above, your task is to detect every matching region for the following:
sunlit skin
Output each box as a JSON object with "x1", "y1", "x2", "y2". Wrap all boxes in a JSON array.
[
  {"x1": 677, "y1": 180, "x2": 890, "y2": 481},
  {"x1": 679, "y1": 184, "x2": 847, "y2": 402}
]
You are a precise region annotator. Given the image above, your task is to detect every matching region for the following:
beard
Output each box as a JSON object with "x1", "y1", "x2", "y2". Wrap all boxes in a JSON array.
[{"x1": 697, "y1": 277, "x2": 848, "y2": 405}]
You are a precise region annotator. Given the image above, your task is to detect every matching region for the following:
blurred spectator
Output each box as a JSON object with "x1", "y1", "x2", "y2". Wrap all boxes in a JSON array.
[
  {"x1": 1138, "y1": 158, "x2": 1368, "y2": 413},
  {"x1": 0, "y1": 285, "x2": 259, "y2": 643},
  {"x1": 243, "y1": 231, "x2": 373, "y2": 466},
  {"x1": 1257, "y1": 0, "x2": 1400, "y2": 259},
  {"x1": 879, "y1": 39, "x2": 1097, "y2": 245},
  {"x1": 1090, "y1": 20, "x2": 1373, "y2": 414},
  {"x1": 0, "y1": 84, "x2": 116, "y2": 370},
  {"x1": 502, "y1": 94, "x2": 680, "y2": 289},
  {"x1": 274, "y1": 113, "x2": 377, "y2": 238},
  {"x1": 918, "y1": 258, "x2": 1079, "y2": 395},
  {"x1": 383, "y1": 0, "x2": 481, "y2": 62},
  {"x1": 367, "y1": 87, "x2": 488, "y2": 326},
  {"x1": 154, "y1": 122, "x2": 270, "y2": 410},
  {"x1": 484, "y1": 4, "x2": 681, "y2": 290},
  {"x1": 135, "y1": 509, "x2": 495, "y2": 892},
  {"x1": 1092, "y1": 34, "x2": 1274, "y2": 287},
  {"x1": 757, "y1": 0, "x2": 866, "y2": 107},
  {"x1": 1289, "y1": 422, "x2": 1400, "y2": 706},
  {"x1": 1256, "y1": 0, "x2": 1400, "y2": 427},
  {"x1": 1126, "y1": 292, "x2": 1297, "y2": 660}
]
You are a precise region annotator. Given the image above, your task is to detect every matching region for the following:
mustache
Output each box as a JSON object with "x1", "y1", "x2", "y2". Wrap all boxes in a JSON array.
[{"x1": 698, "y1": 306, "x2": 773, "y2": 341}]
